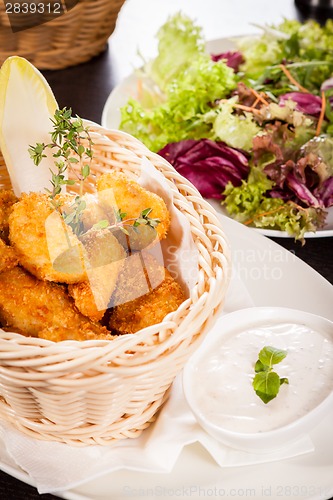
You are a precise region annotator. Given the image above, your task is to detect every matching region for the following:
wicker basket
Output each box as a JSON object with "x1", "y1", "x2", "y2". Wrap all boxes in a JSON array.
[
  {"x1": 0, "y1": 0, "x2": 126, "y2": 70},
  {"x1": 0, "y1": 124, "x2": 231, "y2": 445}
]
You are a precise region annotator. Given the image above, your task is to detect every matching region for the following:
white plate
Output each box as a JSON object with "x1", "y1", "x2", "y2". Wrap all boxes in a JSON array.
[
  {"x1": 102, "y1": 37, "x2": 333, "y2": 239},
  {"x1": 0, "y1": 214, "x2": 333, "y2": 499}
]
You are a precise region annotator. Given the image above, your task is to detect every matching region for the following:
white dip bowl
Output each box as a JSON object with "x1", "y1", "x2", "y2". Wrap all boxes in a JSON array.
[{"x1": 183, "y1": 307, "x2": 333, "y2": 452}]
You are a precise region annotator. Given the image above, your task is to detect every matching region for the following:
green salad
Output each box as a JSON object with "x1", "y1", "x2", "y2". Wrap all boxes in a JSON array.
[{"x1": 119, "y1": 13, "x2": 333, "y2": 241}]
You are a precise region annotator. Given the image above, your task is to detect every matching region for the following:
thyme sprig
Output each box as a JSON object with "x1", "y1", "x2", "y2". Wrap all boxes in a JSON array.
[
  {"x1": 29, "y1": 107, "x2": 93, "y2": 201},
  {"x1": 28, "y1": 107, "x2": 160, "y2": 238},
  {"x1": 92, "y1": 208, "x2": 160, "y2": 235}
]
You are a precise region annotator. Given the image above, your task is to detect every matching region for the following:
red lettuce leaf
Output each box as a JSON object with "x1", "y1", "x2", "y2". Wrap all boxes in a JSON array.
[
  {"x1": 253, "y1": 133, "x2": 332, "y2": 208},
  {"x1": 252, "y1": 133, "x2": 284, "y2": 169},
  {"x1": 265, "y1": 154, "x2": 333, "y2": 208},
  {"x1": 232, "y1": 82, "x2": 269, "y2": 109},
  {"x1": 158, "y1": 139, "x2": 249, "y2": 198}
]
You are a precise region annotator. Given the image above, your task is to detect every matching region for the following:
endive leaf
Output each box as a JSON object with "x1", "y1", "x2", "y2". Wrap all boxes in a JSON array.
[{"x1": 0, "y1": 56, "x2": 58, "y2": 196}]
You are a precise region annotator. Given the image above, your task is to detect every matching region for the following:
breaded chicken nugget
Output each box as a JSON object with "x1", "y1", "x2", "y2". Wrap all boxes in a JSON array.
[
  {"x1": 109, "y1": 250, "x2": 165, "y2": 308},
  {"x1": 9, "y1": 193, "x2": 87, "y2": 283},
  {"x1": 109, "y1": 268, "x2": 185, "y2": 334},
  {"x1": 0, "y1": 190, "x2": 17, "y2": 242},
  {"x1": 68, "y1": 230, "x2": 126, "y2": 321},
  {"x1": 111, "y1": 224, "x2": 159, "y2": 254},
  {"x1": 97, "y1": 172, "x2": 170, "y2": 248},
  {"x1": 0, "y1": 266, "x2": 108, "y2": 339},
  {"x1": 0, "y1": 238, "x2": 18, "y2": 273}
]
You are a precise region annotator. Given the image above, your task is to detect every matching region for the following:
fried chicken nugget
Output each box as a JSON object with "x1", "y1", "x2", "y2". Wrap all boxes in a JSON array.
[
  {"x1": 9, "y1": 192, "x2": 87, "y2": 283},
  {"x1": 0, "y1": 238, "x2": 18, "y2": 273},
  {"x1": 109, "y1": 266, "x2": 185, "y2": 334},
  {"x1": 0, "y1": 266, "x2": 110, "y2": 340},
  {"x1": 109, "y1": 250, "x2": 165, "y2": 308},
  {"x1": 97, "y1": 172, "x2": 170, "y2": 250},
  {"x1": 0, "y1": 190, "x2": 17, "y2": 242},
  {"x1": 68, "y1": 230, "x2": 126, "y2": 321}
]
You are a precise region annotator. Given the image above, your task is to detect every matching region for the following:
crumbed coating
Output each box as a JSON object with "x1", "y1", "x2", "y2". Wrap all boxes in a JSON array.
[
  {"x1": 68, "y1": 231, "x2": 126, "y2": 321},
  {"x1": 0, "y1": 190, "x2": 17, "y2": 242},
  {"x1": 0, "y1": 266, "x2": 108, "y2": 339},
  {"x1": 109, "y1": 250, "x2": 166, "y2": 308},
  {"x1": 96, "y1": 172, "x2": 170, "y2": 248},
  {"x1": 109, "y1": 268, "x2": 185, "y2": 334},
  {"x1": 0, "y1": 238, "x2": 18, "y2": 273},
  {"x1": 38, "y1": 325, "x2": 113, "y2": 342},
  {"x1": 0, "y1": 181, "x2": 183, "y2": 341},
  {"x1": 80, "y1": 193, "x2": 111, "y2": 232},
  {"x1": 8, "y1": 192, "x2": 87, "y2": 283}
]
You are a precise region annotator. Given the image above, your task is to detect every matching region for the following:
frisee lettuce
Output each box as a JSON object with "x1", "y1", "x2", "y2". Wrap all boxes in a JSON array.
[
  {"x1": 144, "y1": 12, "x2": 205, "y2": 91},
  {"x1": 223, "y1": 167, "x2": 327, "y2": 241},
  {"x1": 206, "y1": 98, "x2": 261, "y2": 151},
  {"x1": 121, "y1": 53, "x2": 236, "y2": 152}
]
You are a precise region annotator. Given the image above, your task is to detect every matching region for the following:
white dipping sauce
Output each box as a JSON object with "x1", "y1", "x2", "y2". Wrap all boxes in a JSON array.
[{"x1": 192, "y1": 322, "x2": 333, "y2": 433}]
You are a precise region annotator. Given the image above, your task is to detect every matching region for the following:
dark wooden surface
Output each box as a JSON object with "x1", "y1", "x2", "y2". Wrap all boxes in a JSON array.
[
  {"x1": 42, "y1": 46, "x2": 115, "y2": 125},
  {"x1": 0, "y1": 469, "x2": 58, "y2": 500},
  {"x1": 0, "y1": 0, "x2": 332, "y2": 498}
]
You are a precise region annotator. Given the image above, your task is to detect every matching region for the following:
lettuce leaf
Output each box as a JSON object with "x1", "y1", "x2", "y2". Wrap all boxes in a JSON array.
[
  {"x1": 223, "y1": 167, "x2": 273, "y2": 222},
  {"x1": 239, "y1": 19, "x2": 333, "y2": 94},
  {"x1": 144, "y1": 12, "x2": 205, "y2": 91},
  {"x1": 207, "y1": 98, "x2": 260, "y2": 151},
  {"x1": 121, "y1": 56, "x2": 236, "y2": 152},
  {"x1": 223, "y1": 167, "x2": 327, "y2": 241},
  {"x1": 237, "y1": 35, "x2": 283, "y2": 79}
]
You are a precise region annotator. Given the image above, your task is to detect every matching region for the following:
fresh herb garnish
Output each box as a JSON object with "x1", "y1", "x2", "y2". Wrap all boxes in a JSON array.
[
  {"x1": 29, "y1": 107, "x2": 93, "y2": 199},
  {"x1": 28, "y1": 107, "x2": 93, "y2": 231},
  {"x1": 252, "y1": 346, "x2": 289, "y2": 404},
  {"x1": 28, "y1": 107, "x2": 160, "y2": 238},
  {"x1": 91, "y1": 208, "x2": 160, "y2": 236}
]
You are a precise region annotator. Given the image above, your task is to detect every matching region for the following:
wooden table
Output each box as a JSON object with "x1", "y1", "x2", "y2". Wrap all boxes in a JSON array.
[{"x1": 0, "y1": 0, "x2": 332, "y2": 498}]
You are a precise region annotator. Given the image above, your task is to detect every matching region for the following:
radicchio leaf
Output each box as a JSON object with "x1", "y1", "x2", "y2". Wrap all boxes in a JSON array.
[
  {"x1": 285, "y1": 171, "x2": 322, "y2": 207},
  {"x1": 265, "y1": 153, "x2": 333, "y2": 208},
  {"x1": 314, "y1": 177, "x2": 333, "y2": 207},
  {"x1": 158, "y1": 139, "x2": 249, "y2": 199},
  {"x1": 279, "y1": 92, "x2": 322, "y2": 117},
  {"x1": 211, "y1": 51, "x2": 244, "y2": 72}
]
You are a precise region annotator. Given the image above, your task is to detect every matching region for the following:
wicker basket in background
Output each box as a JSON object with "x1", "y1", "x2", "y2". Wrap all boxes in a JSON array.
[
  {"x1": 0, "y1": 0, "x2": 126, "y2": 70},
  {"x1": 0, "y1": 125, "x2": 231, "y2": 446}
]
